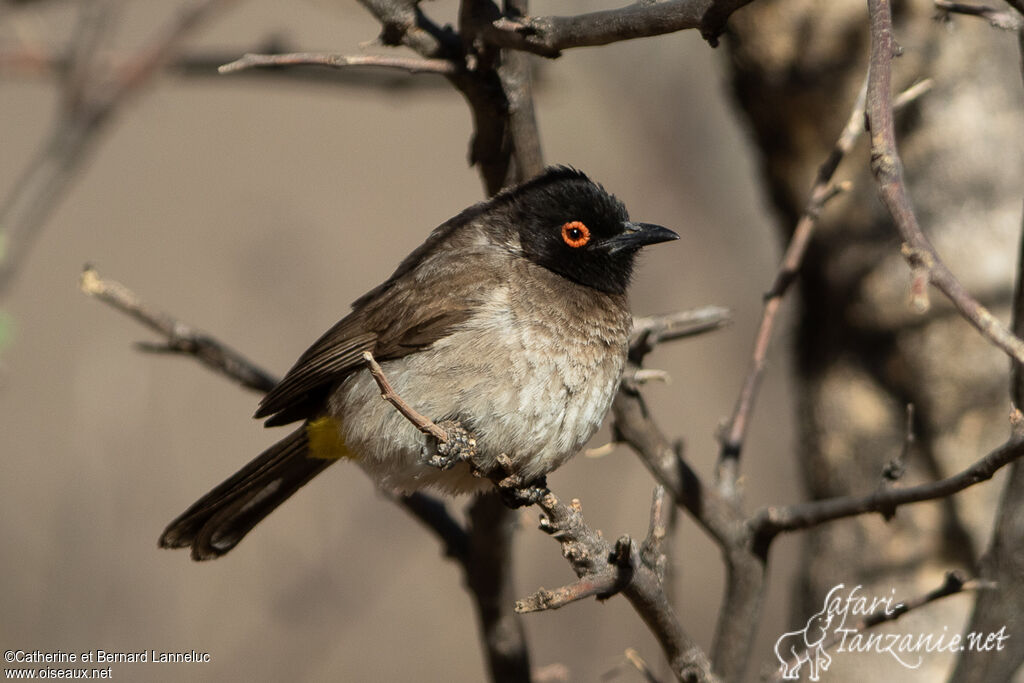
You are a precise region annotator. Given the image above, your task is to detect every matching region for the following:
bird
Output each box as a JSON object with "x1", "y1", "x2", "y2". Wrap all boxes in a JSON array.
[{"x1": 159, "y1": 166, "x2": 678, "y2": 560}]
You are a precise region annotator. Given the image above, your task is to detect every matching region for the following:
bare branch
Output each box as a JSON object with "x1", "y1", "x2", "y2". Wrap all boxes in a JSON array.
[
  {"x1": 80, "y1": 266, "x2": 279, "y2": 393},
  {"x1": 640, "y1": 485, "x2": 672, "y2": 580},
  {"x1": 360, "y1": 353, "x2": 716, "y2": 682},
  {"x1": 480, "y1": 0, "x2": 756, "y2": 58},
  {"x1": 218, "y1": 52, "x2": 461, "y2": 76},
  {"x1": 497, "y1": 0, "x2": 545, "y2": 181},
  {"x1": 866, "y1": 0, "x2": 1024, "y2": 366},
  {"x1": 362, "y1": 350, "x2": 450, "y2": 442},
  {"x1": 715, "y1": 75, "x2": 933, "y2": 501},
  {"x1": 629, "y1": 306, "x2": 731, "y2": 362},
  {"x1": 532, "y1": 493, "x2": 718, "y2": 683},
  {"x1": 752, "y1": 431, "x2": 1024, "y2": 537},
  {"x1": 934, "y1": 0, "x2": 1024, "y2": 30},
  {"x1": 515, "y1": 573, "x2": 619, "y2": 613},
  {"x1": 465, "y1": 493, "x2": 535, "y2": 683}
]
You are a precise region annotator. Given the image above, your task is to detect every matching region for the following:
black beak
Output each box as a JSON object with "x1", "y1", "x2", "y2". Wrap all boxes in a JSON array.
[{"x1": 602, "y1": 221, "x2": 679, "y2": 254}]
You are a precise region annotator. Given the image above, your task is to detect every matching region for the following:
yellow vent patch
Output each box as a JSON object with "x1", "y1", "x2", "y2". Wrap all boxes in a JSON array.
[{"x1": 307, "y1": 417, "x2": 353, "y2": 460}]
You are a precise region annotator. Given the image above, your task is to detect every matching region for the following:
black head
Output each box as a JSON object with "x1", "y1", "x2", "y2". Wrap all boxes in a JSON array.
[{"x1": 504, "y1": 167, "x2": 678, "y2": 295}]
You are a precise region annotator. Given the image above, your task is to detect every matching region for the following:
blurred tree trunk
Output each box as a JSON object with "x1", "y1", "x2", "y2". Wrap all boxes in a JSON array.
[{"x1": 727, "y1": 0, "x2": 1023, "y2": 679}]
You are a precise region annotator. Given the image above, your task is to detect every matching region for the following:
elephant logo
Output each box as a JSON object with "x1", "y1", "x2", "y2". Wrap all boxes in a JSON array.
[{"x1": 774, "y1": 606, "x2": 834, "y2": 680}]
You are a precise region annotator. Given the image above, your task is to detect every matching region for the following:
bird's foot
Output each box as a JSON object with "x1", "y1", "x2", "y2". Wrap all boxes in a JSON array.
[
  {"x1": 491, "y1": 454, "x2": 547, "y2": 508},
  {"x1": 425, "y1": 419, "x2": 478, "y2": 471}
]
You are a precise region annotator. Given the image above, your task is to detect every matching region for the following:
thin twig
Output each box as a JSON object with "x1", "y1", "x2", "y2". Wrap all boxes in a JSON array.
[
  {"x1": 362, "y1": 350, "x2": 450, "y2": 441},
  {"x1": 715, "y1": 75, "x2": 933, "y2": 501},
  {"x1": 752, "y1": 432, "x2": 1024, "y2": 537},
  {"x1": 218, "y1": 52, "x2": 461, "y2": 75},
  {"x1": 629, "y1": 306, "x2": 731, "y2": 363},
  {"x1": 515, "y1": 573, "x2": 620, "y2": 613},
  {"x1": 80, "y1": 265, "x2": 279, "y2": 393},
  {"x1": 625, "y1": 648, "x2": 663, "y2": 683},
  {"x1": 867, "y1": 0, "x2": 1024, "y2": 366}
]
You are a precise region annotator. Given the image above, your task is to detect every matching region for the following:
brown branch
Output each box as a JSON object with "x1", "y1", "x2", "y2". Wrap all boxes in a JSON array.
[
  {"x1": 752, "y1": 431, "x2": 1024, "y2": 537},
  {"x1": 0, "y1": 46, "x2": 453, "y2": 92},
  {"x1": 867, "y1": 0, "x2": 1024, "y2": 366},
  {"x1": 479, "y1": 0, "x2": 757, "y2": 58},
  {"x1": 629, "y1": 306, "x2": 731, "y2": 363},
  {"x1": 362, "y1": 350, "x2": 450, "y2": 441},
  {"x1": 610, "y1": 378, "x2": 762, "y2": 682},
  {"x1": 497, "y1": 0, "x2": 545, "y2": 182},
  {"x1": 357, "y1": 0, "x2": 457, "y2": 60},
  {"x1": 715, "y1": 75, "x2": 933, "y2": 501},
  {"x1": 218, "y1": 52, "x2": 461, "y2": 76},
  {"x1": 79, "y1": 267, "x2": 491, "y2": 660},
  {"x1": 518, "y1": 485, "x2": 677, "y2": 614},
  {"x1": 362, "y1": 351, "x2": 716, "y2": 682},
  {"x1": 640, "y1": 485, "x2": 672, "y2": 580},
  {"x1": 80, "y1": 265, "x2": 279, "y2": 393},
  {"x1": 530, "y1": 493, "x2": 718, "y2": 683},
  {"x1": 934, "y1": 0, "x2": 1024, "y2": 30},
  {"x1": 466, "y1": 492, "x2": 535, "y2": 683},
  {"x1": 515, "y1": 572, "x2": 619, "y2": 613}
]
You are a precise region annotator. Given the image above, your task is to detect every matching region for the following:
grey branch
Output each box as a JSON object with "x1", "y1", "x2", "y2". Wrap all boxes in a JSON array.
[
  {"x1": 218, "y1": 52, "x2": 461, "y2": 76},
  {"x1": 752, "y1": 432, "x2": 1024, "y2": 537},
  {"x1": 934, "y1": 1, "x2": 1024, "y2": 30},
  {"x1": 479, "y1": 0, "x2": 754, "y2": 57},
  {"x1": 80, "y1": 265, "x2": 278, "y2": 393},
  {"x1": 715, "y1": 75, "x2": 933, "y2": 502}
]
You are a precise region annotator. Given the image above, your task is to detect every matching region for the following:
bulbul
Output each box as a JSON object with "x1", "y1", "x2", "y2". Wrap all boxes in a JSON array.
[{"x1": 160, "y1": 166, "x2": 678, "y2": 560}]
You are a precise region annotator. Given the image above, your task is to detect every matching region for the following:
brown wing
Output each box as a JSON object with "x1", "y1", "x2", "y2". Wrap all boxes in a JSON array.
[{"x1": 255, "y1": 213, "x2": 507, "y2": 427}]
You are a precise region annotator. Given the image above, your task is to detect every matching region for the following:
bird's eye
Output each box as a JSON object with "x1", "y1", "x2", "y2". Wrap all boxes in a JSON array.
[{"x1": 561, "y1": 221, "x2": 590, "y2": 248}]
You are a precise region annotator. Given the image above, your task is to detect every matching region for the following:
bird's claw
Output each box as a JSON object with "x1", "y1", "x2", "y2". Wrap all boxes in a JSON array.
[{"x1": 426, "y1": 419, "x2": 478, "y2": 471}]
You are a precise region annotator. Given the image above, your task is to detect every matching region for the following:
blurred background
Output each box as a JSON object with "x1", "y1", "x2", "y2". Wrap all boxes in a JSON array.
[{"x1": 0, "y1": 2, "x2": 800, "y2": 680}]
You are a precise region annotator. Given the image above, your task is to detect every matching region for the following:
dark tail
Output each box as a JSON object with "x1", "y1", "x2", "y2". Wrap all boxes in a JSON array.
[{"x1": 159, "y1": 426, "x2": 335, "y2": 560}]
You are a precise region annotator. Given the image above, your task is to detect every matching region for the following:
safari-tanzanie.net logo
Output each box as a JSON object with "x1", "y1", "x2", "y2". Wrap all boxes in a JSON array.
[{"x1": 773, "y1": 583, "x2": 1009, "y2": 680}]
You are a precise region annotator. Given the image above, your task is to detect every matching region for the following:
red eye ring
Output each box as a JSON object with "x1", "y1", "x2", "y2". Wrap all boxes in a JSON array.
[{"x1": 561, "y1": 221, "x2": 590, "y2": 248}]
